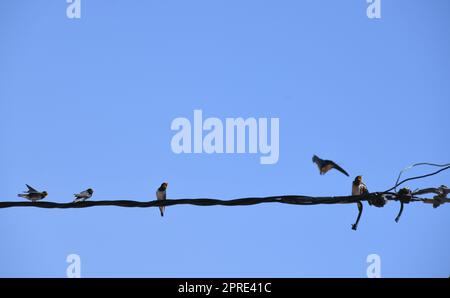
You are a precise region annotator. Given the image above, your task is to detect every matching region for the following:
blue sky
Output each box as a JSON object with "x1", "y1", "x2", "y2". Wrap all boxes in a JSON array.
[{"x1": 0, "y1": 0, "x2": 449, "y2": 277}]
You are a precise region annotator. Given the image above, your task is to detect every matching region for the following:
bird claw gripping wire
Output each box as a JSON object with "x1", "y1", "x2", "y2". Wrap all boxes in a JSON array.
[
  {"x1": 432, "y1": 185, "x2": 448, "y2": 208},
  {"x1": 395, "y1": 188, "x2": 412, "y2": 223},
  {"x1": 351, "y1": 201, "x2": 363, "y2": 231}
]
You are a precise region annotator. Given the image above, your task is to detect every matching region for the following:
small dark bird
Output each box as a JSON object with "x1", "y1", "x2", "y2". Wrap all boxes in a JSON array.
[
  {"x1": 312, "y1": 155, "x2": 349, "y2": 177},
  {"x1": 18, "y1": 184, "x2": 48, "y2": 202},
  {"x1": 156, "y1": 182, "x2": 168, "y2": 217},
  {"x1": 352, "y1": 176, "x2": 369, "y2": 196},
  {"x1": 73, "y1": 188, "x2": 94, "y2": 203}
]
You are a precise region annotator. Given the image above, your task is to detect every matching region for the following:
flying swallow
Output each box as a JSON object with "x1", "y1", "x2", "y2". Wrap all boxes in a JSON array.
[
  {"x1": 312, "y1": 155, "x2": 349, "y2": 177},
  {"x1": 18, "y1": 184, "x2": 48, "y2": 202},
  {"x1": 73, "y1": 188, "x2": 94, "y2": 203},
  {"x1": 156, "y1": 182, "x2": 168, "y2": 217},
  {"x1": 352, "y1": 176, "x2": 369, "y2": 196}
]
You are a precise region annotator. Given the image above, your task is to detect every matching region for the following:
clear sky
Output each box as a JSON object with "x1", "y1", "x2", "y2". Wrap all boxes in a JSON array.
[{"x1": 0, "y1": 0, "x2": 449, "y2": 277}]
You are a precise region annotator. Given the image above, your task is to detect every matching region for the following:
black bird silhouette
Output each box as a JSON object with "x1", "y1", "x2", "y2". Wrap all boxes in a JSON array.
[
  {"x1": 156, "y1": 182, "x2": 168, "y2": 217},
  {"x1": 312, "y1": 155, "x2": 349, "y2": 177},
  {"x1": 18, "y1": 184, "x2": 48, "y2": 202},
  {"x1": 73, "y1": 188, "x2": 94, "y2": 203}
]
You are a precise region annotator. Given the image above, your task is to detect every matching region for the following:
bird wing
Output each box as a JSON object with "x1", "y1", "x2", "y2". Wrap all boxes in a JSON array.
[
  {"x1": 74, "y1": 190, "x2": 88, "y2": 197},
  {"x1": 330, "y1": 162, "x2": 349, "y2": 176},
  {"x1": 352, "y1": 184, "x2": 359, "y2": 196},
  {"x1": 25, "y1": 184, "x2": 39, "y2": 193}
]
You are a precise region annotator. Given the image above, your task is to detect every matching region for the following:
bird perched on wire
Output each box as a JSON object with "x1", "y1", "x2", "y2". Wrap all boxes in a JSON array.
[
  {"x1": 312, "y1": 155, "x2": 349, "y2": 177},
  {"x1": 18, "y1": 184, "x2": 48, "y2": 202},
  {"x1": 73, "y1": 188, "x2": 94, "y2": 203},
  {"x1": 156, "y1": 182, "x2": 168, "y2": 217},
  {"x1": 352, "y1": 176, "x2": 369, "y2": 196}
]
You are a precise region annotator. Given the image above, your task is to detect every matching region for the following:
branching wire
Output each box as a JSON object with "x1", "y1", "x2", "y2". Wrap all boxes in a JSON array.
[
  {"x1": 385, "y1": 164, "x2": 450, "y2": 193},
  {"x1": 389, "y1": 162, "x2": 450, "y2": 193}
]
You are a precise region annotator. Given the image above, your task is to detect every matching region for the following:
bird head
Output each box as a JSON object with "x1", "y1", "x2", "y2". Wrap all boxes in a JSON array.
[
  {"x1": 87, "y1": 188, "x2": 94, "y2": 194},
  {"x1": 42, "y1": 191, "x2": 48, "y2": 197},
  {"x1": 354, "y1": 176, "x2": 363, "y2": 183},
  {"x1": 160, "y1": 182, "x2": 168, "y2": 190}
]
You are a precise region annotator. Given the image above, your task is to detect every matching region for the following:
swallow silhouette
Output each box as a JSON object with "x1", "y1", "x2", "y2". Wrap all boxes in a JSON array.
[
  {"x1": 18, "y1": 184, "x2": 48, "y2": 202},
  {"x1": 73, "y1": 188, "x2": 94, "y2": 203},
  {"x1": 156, "y1": 182, "x2": 168, "y2": 217},
  {"x1": 352, "y1": 176, "x2": 369, "y2": 195},
  {"x1": 312, "y1": 155, "x2": 349, "y2": 177}
]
